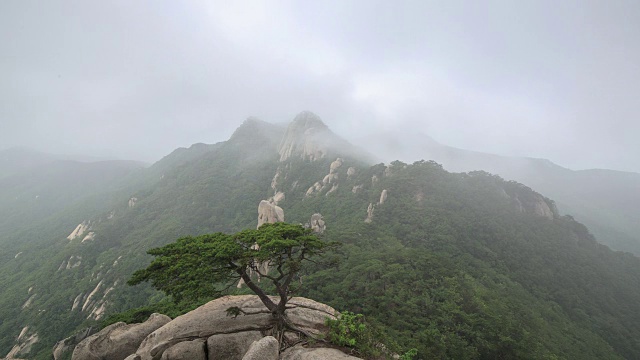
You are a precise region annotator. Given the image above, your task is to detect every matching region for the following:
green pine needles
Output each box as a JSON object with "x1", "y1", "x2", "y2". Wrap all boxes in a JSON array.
[{"x1": 128, "y1": 222, "x2": 339, "y2": 321}]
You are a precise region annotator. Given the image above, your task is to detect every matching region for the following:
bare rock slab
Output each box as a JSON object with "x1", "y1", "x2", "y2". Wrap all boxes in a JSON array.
[
  {"x1": 136, "y1": 295, "x2": 337, "y2": 360},
  {"x1": 71, "y1": 313, "x2": 170, "y2": 360},
  {"x1": 242, "y1": 336, "x2": 279, "y2": 360},
  {"x1": 207, "y1": 331, "x2": 262, "y2": 360},
  {"x1": 160, "y1": 339, "x2": 206, "y2": 360}
]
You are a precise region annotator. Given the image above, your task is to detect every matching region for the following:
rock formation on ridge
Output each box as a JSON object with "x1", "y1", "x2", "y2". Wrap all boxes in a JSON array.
[{"x1": 70, "y1": 295, "x2": 361, "y2": 360}]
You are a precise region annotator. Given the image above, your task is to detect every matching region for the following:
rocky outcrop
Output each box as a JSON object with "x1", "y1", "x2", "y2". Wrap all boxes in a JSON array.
[
  {"x1": 59, "y1": 256, "x2": 82, "y2": 271},
  {"x1": 325, "y1": 184, "x2": 339, "y2": 196},
  {"x1": 379, "y1": 189, "x2": 388, "y2": 205},
  {"x1": 135, "y1": 295, "x2": 338, "y2": 360},
  {"x1": 72, "y1": 293, "x2": 84, "y2": 311},
  {"x1": 271, "y1": 169, "x2": 281, "y2": 190},
  {"x1": 208, "y1": 332, "x2": 263, "y2": 360},
  {"x1": 347, "y1": 167, "x2": 356, "y2": 179},
  {"x1": 257, "y1": 200, "x2": 285, "y2": 228},
  {"x1": 67, "y1": 221, "x2": 91, "y2": 240},
  {"x1": 308, "y1": 213, "x2": 326, "y2": 233},
  {"x1": 128, "y1": 197, "x2": 138, "y2": 207},
  {"x1": 64, "y1": 296, "x2": 359, "y2": 360},
  {"x1": 71, "y1": 313, "x2": 170, "y2": 360},
  {"x1": 532, "y1": 197, "x2": 555, "y2": 219},
  {"x1": 21, "y1": 294, "x2": 35, "y2": 309},
  {"x1": 160, "y1": 339, "x2": 206, "y2": 360},
  {"x1": 242, "y1": 336, "x2": 279, "y2": 360},
  {"x1": 272, "y1": 192, "x2": 285, "y2": 205},
  {"x1": 364, "y1": 203, "x2": 374, "y2": 223},
  {"x1": 305, "y1": 182, "x2": 323, "y2": 197},
  {"x1": 240, "y1": 200, "x2": 286, "y2": 288},
  {"x1": 364, "y1": 190, "x2": 388, "y2": 223},
  {"x1": 81, "y1": 232, "x2": 96, "y2": 243},
  {"x1": 52, "y1": 328, "x2": 95, "y2": 360},
  {"x1": 506, "y1": 189, "x2": 556, "y2": 220},
  {"x1": 4, "y1": 328, "x2": 39, "y2": 359},
  {"x1": 81, "y1": 281, "x2": 104, "y2": 312},
  {"x1": 329, "y1": 158, "x2": 343, "y2": 173},
  {"x1": 305, "y1": 158, "x2": 344, "y2": 198},
  {"x1": 278, "y1": 112, "x2": 330, "y2": 162}
]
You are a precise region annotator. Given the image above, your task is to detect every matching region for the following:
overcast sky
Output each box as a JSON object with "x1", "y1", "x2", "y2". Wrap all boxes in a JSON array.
[{"x1": 1, "y1": 1, "x2": 639, "y2": 172}]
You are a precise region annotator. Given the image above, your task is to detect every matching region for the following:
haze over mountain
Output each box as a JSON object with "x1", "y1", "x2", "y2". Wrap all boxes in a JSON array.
[
  {"x1": 355, "y1": 131, "x2": 640, "y2": 255},
  {"x1": 1, "y1": 1, "x2": 639, "y2": 172},
  {"x1": 2, "y1": 112, "x2": 640, "y2": 359},
  {"x1": 2, "y1": 1, "x2": 640, "y2": 358}
]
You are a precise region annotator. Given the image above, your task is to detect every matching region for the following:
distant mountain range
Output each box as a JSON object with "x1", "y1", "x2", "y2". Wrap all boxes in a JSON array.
[
  {"x1": 0, "y1": 147, "x2": 146, "y2": 179},
  {"x1": 2, "y1": 112, "x2": 640, "y2": 359}
]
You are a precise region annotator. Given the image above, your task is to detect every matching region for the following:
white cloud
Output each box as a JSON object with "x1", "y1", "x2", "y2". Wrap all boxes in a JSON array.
[{"x1": 200, "y1": 1, "x2": 346, "y2": 76}]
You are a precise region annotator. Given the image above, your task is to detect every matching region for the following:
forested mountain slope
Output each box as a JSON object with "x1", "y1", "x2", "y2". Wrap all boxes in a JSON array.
[
  {"x1": 357, "y1": 131, "x2": 640, "y2": 256},
  {"x1": 2, "y1": 112, "x2": 640, "y2": 359},
  {"x1": 0, "y1": 159, "x2": 146, "y2": 246}
]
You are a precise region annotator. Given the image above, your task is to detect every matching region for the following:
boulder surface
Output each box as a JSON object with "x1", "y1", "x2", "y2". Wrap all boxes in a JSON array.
[{"x1": 71, "y1": 313, "x2": 170, "y2": 360}]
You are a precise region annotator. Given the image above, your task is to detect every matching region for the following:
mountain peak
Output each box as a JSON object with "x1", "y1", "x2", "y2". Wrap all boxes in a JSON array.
[
  {"x1": 289, "y1": 111, "x2": 328, "y2": 131},
  {"x1": 230, "y1": 117, "x2": 281, "y2": 141},
  {"x1": 278, "y1": 112, "x2": 333, "y2": 162}
]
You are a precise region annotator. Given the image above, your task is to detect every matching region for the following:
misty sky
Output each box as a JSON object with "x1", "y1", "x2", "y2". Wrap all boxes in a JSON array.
[{"x1": 1, "y1": 1, "x2": 639, "y2": 172}]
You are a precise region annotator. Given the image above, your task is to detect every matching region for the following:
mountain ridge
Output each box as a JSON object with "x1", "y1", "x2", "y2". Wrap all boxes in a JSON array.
[
  {"x1": 354, "y1": 129, "x2": 640, "y2": 255},
  {"x1": 1, "y1": 112, "x2": 640, "y2": 359}
]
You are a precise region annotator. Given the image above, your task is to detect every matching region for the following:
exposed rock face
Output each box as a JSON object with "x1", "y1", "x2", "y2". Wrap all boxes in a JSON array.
[
  {"x1": 135, "y1": 295, "x2": 338, "y2": 360},
  {"x1": 72, "y1": 293, "x2": 84, "y2": 311},
  {"x1": 305, "y1": 158, "x2": 344, "y2": 198},
  {"x1": 347, "y1": 167, "x2": 356, "y2": 179},
  {"x1": 52, "y1": 328, "x2": 95, "y2": 360},
  {"x1": 257, "y1": 200, "x2": 285, "y2": 228},
  {"x1": 59, "y1": 256, "x2": 83, "y2": 271},
  {"x1": 4, "y1": 330, "x2": 39, "y2": 359},
  {"x1": 272, "y1": 192, "x2": 285, "y2": 205},
  {"x1": 329, "y1": 158, "x2": 343, "y2": 173},
  {"x1": 242, "y1": 336, "x2": 279, "y2": 360},
  {"x1": 240, "y1": 200, "x2": 286, "y2": 288},
  {"x1": 81, "y1": 280, "x2": 104, "y2": 312},
  {"x1": 271, "y1": 169, "x2": 281, "y2": 190},
  {"x1": 21, "y1": 294, "x2": 35, "y2": 309},
  {"x1": 533, "y1": 197, "x2": 555, "y2": 219},
  {"x1": 305, "y1": 182, "x2": 323, "y2": 197},
  {"x1": 128, "y1": 197, "x2": 138, "y2": 207},
  {"x1": 508, "y1": 191, "x2": 556, "y2": 220},
  {"x1": 379, "y1": 189, "x2": 388, "y2": 205},
  {"x1": 71, "y1": 313, "x2": 170, "y2": 360},
  {"x1": 67, "y1": 221, "x2": 91, "y2": 240},
  {"x1": 364, "y1": 203, "x2": 374, "y2": 223},
  {"x1": 281, "y1": 346, "x2": 362, "y2": 360},
  {"x1": 325, "y1": 184, "x2": 339, "y2": 196},
  {"x1": 322, "y1": 173, "x2": 338, "y2": 185},
  {"x1": 352, "y1": 184, "x2": 363, "y2": 194},
  {"x1": 207, "y1": 332, "x2": 263, "y2": 360},
  {"x1": 81, "y1": 232, "x2": 95, "y2": 243},
  {"x1": 278, "y1": 111, "x2": 330, "y2": 162},
  {"x1": 61, "y1": 296, "x2": 359, "y2": 360},
  {"x1": 363, "y1": 189, "x2": 388, "y2": 223},
  {"x1": 308, "y1": 213, "x2": 326, "y2": 233},
  {"x1": 160, "y1": 339, "x2": 206, "y2": 360}
]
